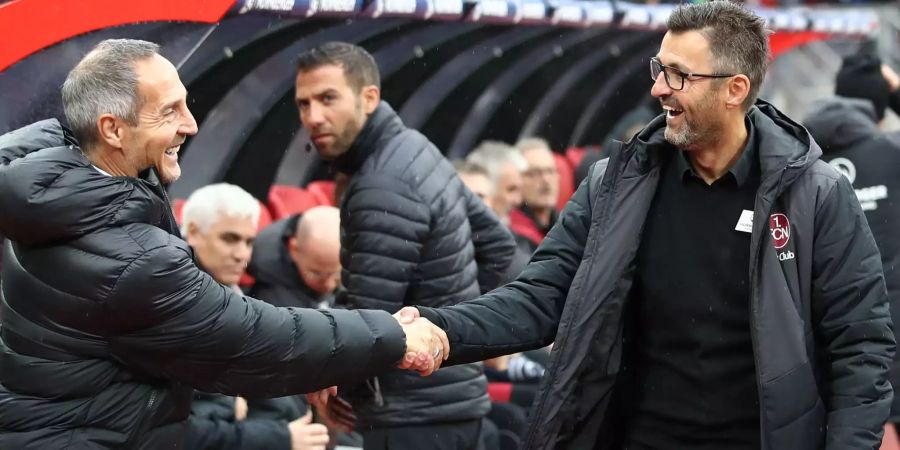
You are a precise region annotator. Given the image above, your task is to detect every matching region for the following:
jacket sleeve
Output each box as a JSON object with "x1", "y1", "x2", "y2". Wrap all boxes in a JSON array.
[
  {"x1": 417, "y1": 162, "x2": 597, "y2": 365},
  {"x1": 812, "y1": 175, "x2": 895, "y2": 449},
  {"x1": 105, "y1": 240, "x2": 408, "y2": 398},
  {"x1": 337, "y1": 173, "x2": 431, "y2": 313},
  {"x1": 463, "y1": 186, "x2": 516, "y2": 293},
  {"x1": 187, "y1": 396, "x2": 292, "y2": 450}
]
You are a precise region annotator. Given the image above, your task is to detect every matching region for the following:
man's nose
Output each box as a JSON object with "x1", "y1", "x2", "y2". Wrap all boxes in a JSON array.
[{"x1": 651, "y1": 72, "x2": 672, "y2": 99}]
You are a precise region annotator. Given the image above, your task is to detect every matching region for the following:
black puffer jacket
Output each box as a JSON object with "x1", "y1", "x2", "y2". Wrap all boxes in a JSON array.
[
  {"x1": 333, "y1": 102, "x2": 516, "y2": 426},
  {"x1": 420, "y1": 101, "x2": 894, "y2": 449},
  {"x1": 0, "y1": 119, "x2": 407, "y2": 449},
  {"x1": 804, "y1": 96, "x2": 900, "y2": 421},
  {"x1": 186, "y1": 392, "x2": 302, "y2": 450}
]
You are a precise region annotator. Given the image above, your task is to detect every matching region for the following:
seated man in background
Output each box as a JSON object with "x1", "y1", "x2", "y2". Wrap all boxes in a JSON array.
[
  {"x1": 182, "y1": 183, "x2": 330, "y2": 450},
  {"x1": 510, "y1": 138, "x2": 559, "y2": 252},
  {"x1": 249, "y1": 205, "x2": 342, "y2": 309},
  {"x1": 463, "y1": 142, "x2": 531, "y2": 282},
  {"x1": 248, "y1": 205, "x2": 363, "y2": 448}
]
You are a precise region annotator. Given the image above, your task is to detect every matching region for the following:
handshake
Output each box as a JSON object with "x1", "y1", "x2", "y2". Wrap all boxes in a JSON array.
[
  {"x1": 393, "y1": 306, "x2": 449, "y2": 376},
  {"x1": 306, "y1": 307, "x2": 449, "y2": 417}
]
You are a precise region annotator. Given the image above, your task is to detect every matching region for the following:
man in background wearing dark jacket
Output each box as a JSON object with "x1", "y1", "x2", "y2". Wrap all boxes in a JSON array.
[
  {"x1": 510, "y1": 138, "x2": 559, "y2": 252},
  {"x1": 0, "y1": 39, "x2": 448, "y2": 450},
  {"x1": 295, "y1": 42, "x2": 516, "y2": 449},
  {"x1": 181, "y1": 182, "x2": 330, "y2": 450},
  {"x1": 249, "y1": 206, "x2": 342, "y2": 309},
  {"x1": 399, "y1": 2, "x2": 895, "y2": 449},
  {"x1": 803, "y1": 51, "x2": 900, "y2": 435}
]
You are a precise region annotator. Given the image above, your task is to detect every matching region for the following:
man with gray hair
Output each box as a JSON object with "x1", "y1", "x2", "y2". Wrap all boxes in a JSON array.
[
  {"x1": 465, "y1": 140, "x2": 526, "y2": 225},
  {"x1": 0, "y1": 38, "x2": 449, "y2": 450},
  {"x1": 511, "y1": 137, "x2": 559, "y2": 252},
  {"x1": 181, "y1": 183, "x2": 331, "y2": 450}
]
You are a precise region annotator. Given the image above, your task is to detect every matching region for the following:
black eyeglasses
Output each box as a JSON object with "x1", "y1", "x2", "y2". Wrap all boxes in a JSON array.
[{"x1": 650, "y1": 57, "x2": 736, "y2": 91}]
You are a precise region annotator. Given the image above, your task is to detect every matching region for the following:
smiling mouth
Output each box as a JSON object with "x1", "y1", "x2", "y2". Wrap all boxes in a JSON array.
[
  {"x1": 165, "y1": 144, "x2": 181, "y2": 156},
  {"x1": 662, "y1": 105, "x2": 684, "y2": 119}
]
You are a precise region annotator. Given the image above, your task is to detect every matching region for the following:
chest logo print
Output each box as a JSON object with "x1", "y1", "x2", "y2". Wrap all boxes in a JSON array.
[{"x1": 770, "y1": 213, "x2": 790, "y2": 249}]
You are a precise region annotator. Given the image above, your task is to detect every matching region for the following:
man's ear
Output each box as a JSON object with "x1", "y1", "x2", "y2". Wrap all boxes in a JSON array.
[
  {"x1": 725, "y1": 74, "x2": 751, "y2": 110},
  {"x1": 97, "y1": 114, "x2": 126, "y2": 149},
  {"x1": 185, "y1": 222, "x2": 201, "y2": 246},
  {"x1": 361, "y1": 85, "x2": 380, "y2": 114}
]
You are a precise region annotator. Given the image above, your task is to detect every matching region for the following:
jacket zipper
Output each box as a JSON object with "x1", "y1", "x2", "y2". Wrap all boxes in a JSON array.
[{"x1": 122, "y1": 388, "x2": 158, "y2": 450}]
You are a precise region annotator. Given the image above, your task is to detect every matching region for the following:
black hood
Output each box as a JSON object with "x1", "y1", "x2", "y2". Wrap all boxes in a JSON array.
[
  {"x1": 247, "y1": 215, "x2": 304, "y2": 290},
  {"x1": 802, "y1": 96, "x2": 881, "y2": 153},
  {"x1": 0, "y1": 119, "x2": 174, "y2": 246}
]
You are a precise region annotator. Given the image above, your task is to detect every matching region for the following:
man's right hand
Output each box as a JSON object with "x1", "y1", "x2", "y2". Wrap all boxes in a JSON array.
[
  {"x1": 394, "y1": 311, "x2": 449, "y2": 376},
  {"x1": 288, "y1": 411, "x2": 329, "y2": 450}
]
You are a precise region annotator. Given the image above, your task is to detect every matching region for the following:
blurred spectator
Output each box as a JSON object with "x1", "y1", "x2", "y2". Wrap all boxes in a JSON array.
[
  {"x1": 453, "y1": 160, "x2": 494, "y2": 208},
  {"x1": 465, "y1": 140, "x2": 527, "y2": 225},
  {"x1": 465, "y1": 141, "x2": 532, "y2": 281},
  {"x1": 249, "y1": 206, "x2": 341, "y2": 309},
  {"x1": 511, "y1": 138, "x2": 559, "y2": 252},
  {"x1": 295, "y1": 41, "x2": 516, "y2": 450},
  {"x1": 803, "y1": 52, "x2": 900, "y2": 436},
  {"x1": 182, "y1": 183, "x2": 329, "y2": 450}
]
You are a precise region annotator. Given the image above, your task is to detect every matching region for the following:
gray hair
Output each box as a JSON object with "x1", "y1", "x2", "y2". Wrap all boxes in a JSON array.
[
  {"x1": 61, "y1": 39, "x2": 160, "y2": 151},
  {"x1": 667, "y1": 1, "x2": 771, "y2": 111},
  {"x1": 514, "y1": 137, "x2": 552, "y2": 154},
  {"x1": 181, "y1": 183, "x2": 260, "y2": 236},
  {"x1": 466, "y1": 140, "x2": 527, "y2": 186}
]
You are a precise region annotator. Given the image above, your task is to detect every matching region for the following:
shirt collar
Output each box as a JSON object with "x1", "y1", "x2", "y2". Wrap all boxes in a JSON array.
[{"x1": 677, "y1": 116, "x2": 758, "y2": 187}]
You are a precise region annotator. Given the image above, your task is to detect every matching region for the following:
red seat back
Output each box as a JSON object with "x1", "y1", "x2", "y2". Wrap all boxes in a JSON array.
[
  {"x1": 306, "y1": 180, "x2": 337, "y2": 206},
  {"x1": 553, "y1": 152, "x2": 575, "y2": 211},
  {"x1": 268, "y1": 185, "x2": 321, "y2": 220}
]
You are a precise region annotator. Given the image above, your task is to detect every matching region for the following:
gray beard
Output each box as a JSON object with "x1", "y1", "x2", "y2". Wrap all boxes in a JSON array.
[{"x1": 664, "y1": 121, "x2": 700, "y2": 150}]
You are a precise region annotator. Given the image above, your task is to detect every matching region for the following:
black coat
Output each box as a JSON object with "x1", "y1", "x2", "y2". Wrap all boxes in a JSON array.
[
  {"x1": 0, "y1": 119, "x2": 408, "y2": 449},
  {"x1": 333, "y1": 102, "x2": 516, "y2": 427},
  {"x1": 420, "y1": 101, "x2": 894, "y2": 449},
  {"x1": 186, "y1": 392, "x2": 303, "y2": 450},
  {"x1": 804, "y1": 96, "x2": 900, "y2": 421}
]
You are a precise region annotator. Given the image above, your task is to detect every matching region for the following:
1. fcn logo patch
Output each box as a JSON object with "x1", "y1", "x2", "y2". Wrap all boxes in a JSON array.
[{"x1": 769, "y1": 213, "x2": 790, "y2": 249}]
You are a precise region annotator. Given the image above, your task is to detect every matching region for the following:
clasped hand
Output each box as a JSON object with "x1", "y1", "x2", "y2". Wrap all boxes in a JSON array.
[{"x1": 393, "y1": 307, "x2": 449, "y2": 376}]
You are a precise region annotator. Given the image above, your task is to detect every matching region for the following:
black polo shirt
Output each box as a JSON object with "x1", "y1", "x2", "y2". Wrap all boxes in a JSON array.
[{"x1": 623, "y1": 119, "x2": 761, "y2": 450}]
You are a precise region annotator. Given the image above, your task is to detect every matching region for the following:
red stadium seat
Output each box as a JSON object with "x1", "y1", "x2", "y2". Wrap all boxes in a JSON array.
[
  {"x1": 882, "y1": 423, "x2": 900, "y2": 450},
  {"x1": 565, "y1": 147, "x2": 587, "y2": 169},
  {"x1": 487, "y1": 382, "x2": 513, "y2": 403},
  {"x1": 553, "y1": 152, "x2": 575, "y2": 211},
  {"x1": 306, "y1": 180, "x2": 337, "y2": 206},
  {"x1": 268, "y1": 185, "x2": 321, "y2": 220}
]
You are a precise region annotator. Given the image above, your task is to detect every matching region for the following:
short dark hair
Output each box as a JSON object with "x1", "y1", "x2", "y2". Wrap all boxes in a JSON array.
[
  {"x1": 667, "y1": 1, "x2": 770, "y2": 110},
  {"x1": 296, "y1": 42, "x2": 381, "y2": 91}
]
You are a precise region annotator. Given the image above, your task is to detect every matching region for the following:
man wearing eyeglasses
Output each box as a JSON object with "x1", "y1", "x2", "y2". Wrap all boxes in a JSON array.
[
  {"x1": 249, "y1": 206, "x2": 343, "y2": 310},
  {"x1": 396, "y1": 2, "x2": 895, "y2": 449}
]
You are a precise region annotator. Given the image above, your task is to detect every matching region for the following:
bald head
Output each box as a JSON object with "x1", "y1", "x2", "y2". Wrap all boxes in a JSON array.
[{"x1": 289, "y1": 206, "x2": 342, "y2": 296}]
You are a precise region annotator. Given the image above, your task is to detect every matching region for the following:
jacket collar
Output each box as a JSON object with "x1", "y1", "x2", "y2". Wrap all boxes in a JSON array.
[
  {"x1": 623, "y1": 99, "x2": 819, "y2": 199},
  {"x1": 332, "y1": 101, "x2": 406, "y2": 174}
]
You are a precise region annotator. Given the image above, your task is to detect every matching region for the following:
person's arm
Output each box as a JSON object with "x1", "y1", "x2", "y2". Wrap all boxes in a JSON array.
[
  {"x1": 105, "y1": 238, "x2": 447, "y2": 396},
  {"x1": 337, "y1": 173, "x2": 431, "y2": 313},
  {"x1": 812, "y1": 175, "x2": 895, "y2": 449},
  {"x1": 462, "y1": 184, "x2": 516, "y2": 293},
  {"x1": 416, "y1": 161, "x2": 600, "y2": 365}
]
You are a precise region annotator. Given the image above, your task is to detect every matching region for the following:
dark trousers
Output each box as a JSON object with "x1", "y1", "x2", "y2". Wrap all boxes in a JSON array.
[{"x1": 360, "y1": 420, "x2": 483, "y2": 450}]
